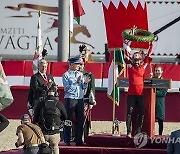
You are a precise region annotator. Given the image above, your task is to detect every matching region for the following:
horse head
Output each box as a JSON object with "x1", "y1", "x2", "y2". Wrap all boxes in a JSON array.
[{"x1": 80, "y1": 25, "x2": 91, "y2": 38}]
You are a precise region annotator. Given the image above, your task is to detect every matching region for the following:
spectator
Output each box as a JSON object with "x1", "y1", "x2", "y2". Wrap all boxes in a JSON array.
[
  {"x1": 62, "y1": 57, "x2": 91, "y2": 146},
  {"x1": 153, "y1": 66, "x2": 167, "y2": 135},
  {"x1": 15, "y1": 114, "x2": 45, "y2": 154},
  {"x1": 34, "y1": 87, "x2": 67, "y2": 154},
  {"x1": 0, "y1": 114, "x2": 9, "y2": 132},
  {"x1": 167, "y1": 129, "x2": 180, "y2": 154},
  {"x1": 28, "y1": 59, "x2": 57, "y2": 116}
]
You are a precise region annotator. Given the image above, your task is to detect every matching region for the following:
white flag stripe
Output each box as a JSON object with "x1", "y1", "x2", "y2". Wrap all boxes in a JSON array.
[
  {"x1": 37, "y1": 10, "x2": 43, "y2": 58},
  {"x1": 33, "y1": 11, "x2": 43, "y2": 74},
  {"x1": 107, "y1": 59, "x2": 119, "y2": 95},
  {"x1": 107, "y1": 60, "x2": 113, "y2": 95},
  {"x1": 69, "y1": 0, "x2": 74, "y2": 33}
]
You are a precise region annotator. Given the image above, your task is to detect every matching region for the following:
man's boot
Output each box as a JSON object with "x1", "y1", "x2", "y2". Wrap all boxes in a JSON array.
[
  {"x1": 126, "y1": 114, "x2": 132, "y2": 137},
  {"x1": 135, "y1": 114, "x2": 144, "y2": 135}
]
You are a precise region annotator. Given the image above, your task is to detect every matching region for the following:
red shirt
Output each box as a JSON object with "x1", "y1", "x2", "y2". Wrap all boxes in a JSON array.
[{"x1": 128, "y1": 65, "x2": 145, "y2": 95}]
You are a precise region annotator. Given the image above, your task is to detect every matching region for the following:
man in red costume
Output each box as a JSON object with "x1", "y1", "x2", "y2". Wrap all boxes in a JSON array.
[{"x1": 123, "y1": 37, "x2": 153, "y2": 137}]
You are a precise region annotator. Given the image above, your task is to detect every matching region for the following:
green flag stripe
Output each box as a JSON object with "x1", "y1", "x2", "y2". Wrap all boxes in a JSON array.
[
  {"x1": 108, "y1": 49, "x2": 125, "y2": 106},
  {"x1": 74, "y1": 17, "x2": 80, "y2": 24}
]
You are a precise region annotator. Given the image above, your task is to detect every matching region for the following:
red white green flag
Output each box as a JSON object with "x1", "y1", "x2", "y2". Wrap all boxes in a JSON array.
[
  {"x1": 107, "y1": 49, "x2": 125, "y2": 105},
  {"x1": 73, "y1": 0, "x2": 85, "y2": 24},
  {"x1": 73, "y1": 0, "x2": 85, "y2": 17},
  {"x1": 32, "y1": 11, "x2": 43, "y2": 74},
  {"x1": 0, "y1": 61, "x2": 14, "y2": 111}
]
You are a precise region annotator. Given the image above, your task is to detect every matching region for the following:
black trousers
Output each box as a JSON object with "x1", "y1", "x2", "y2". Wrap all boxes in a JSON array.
[
  {"x1": 126, "y1": 95, "x2": 144, "y2": 134},
  {"x1": 23, "y1": 146, "x2": 39, "y2": 154},
  {"x1": 70, "y1": 103, "x2": 91, "y2": 141},
  {"x1": 157, "y1": 118, "x2": 163, "y2": 135},
  {"x1": 64, "y1": 98, "x2": 84, "y2": 144},
  {"x1": 84, "y1": 120, "x2": 90, "y2": 139}
]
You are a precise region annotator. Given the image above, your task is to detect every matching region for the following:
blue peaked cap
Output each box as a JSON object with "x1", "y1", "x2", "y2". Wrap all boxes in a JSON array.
[{"x1": 68, "y1": 57, "x2": 81, "y2": 64}]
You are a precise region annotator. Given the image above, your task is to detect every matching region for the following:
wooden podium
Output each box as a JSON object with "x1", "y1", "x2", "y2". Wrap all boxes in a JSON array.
[{"x1": 117, "y1": 78, "x2": 171, "y2": 137}]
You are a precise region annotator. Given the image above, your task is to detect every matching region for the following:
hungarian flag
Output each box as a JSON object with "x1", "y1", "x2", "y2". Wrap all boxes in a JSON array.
[
  {"x1": 70, "y1": 0, "x2": 85, "y2": 36},
  {"x1": 73, "y1": 0, "x2": 85, "y2": 24},
  {"x1": 0, "y1": 62, "x2": 14, "y2": 111},
  {"x1": 73, "y1": 0, "x2": 85, "y2": 17},
  {"x1": 69, "y1": 0, "x2": 74, "y2": 33},
  {"x1": 102, "y1": 0, "x2": 149, "y2": 49},
  {"x1": 32, "y1": 11, "x2": 43, "y2": 74},
  {"x1": 107, "y1": 50, "x2": 125, "y2": 105}
]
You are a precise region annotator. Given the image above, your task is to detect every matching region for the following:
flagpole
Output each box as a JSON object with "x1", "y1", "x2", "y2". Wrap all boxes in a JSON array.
[
  {"x1": 123, "y1": 51, "x2": 126, "y2": 78},
  {"x1": 58, "y1": 0, "x2": 69, "y2": 61},
  {"x1": 112, "y1": 50, "x2": 116, "y2": 122},
  {"x1": 69, "y1": 0, "x2": 74, "y2": 59},
  {"x1": 37, "y1": 10, "x2": 43, "y2": 58},
  {"x1": 32, "y1": 10, "x2": 43, "y2": 74},
  {"x1": 69, "y1": 31, "x2": 71, "y2": 59}
]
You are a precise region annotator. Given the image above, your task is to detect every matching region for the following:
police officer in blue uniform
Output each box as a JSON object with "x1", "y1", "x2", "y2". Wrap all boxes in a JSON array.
[{"x1": 62, "y1": 57, "x2": 91, "y2": 146}]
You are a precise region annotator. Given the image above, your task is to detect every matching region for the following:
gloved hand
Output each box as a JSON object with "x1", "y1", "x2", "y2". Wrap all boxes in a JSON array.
[
  {"x1": 79, "y1": 45, "x2": 86, "y2": 53},
  {"x1": 42, "y1": 49, "x2": 48, "y2": 57}
]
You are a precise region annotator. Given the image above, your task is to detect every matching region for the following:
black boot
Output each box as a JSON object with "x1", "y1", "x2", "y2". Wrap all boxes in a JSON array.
[
  {"x1": 126, "y1": 114, "x2": 132, "y2": 137},
  {"x1": 135, "y1": 114, "x2": 144, "y2": 135}
]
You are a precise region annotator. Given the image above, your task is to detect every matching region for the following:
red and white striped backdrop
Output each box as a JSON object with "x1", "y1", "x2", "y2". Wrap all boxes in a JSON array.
[{"x1": 1, "y1": 61, "x2": 180, "y2": 90}]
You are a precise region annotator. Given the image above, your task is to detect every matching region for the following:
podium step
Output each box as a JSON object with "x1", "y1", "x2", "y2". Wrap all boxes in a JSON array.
[
  {"x1": 60, "y1": 146, "x2": 166, "y2": 154},
  {"x1": 0, "y1": 134, "x2": 168, "y2": 154},
  {"x1": 85, "y1": 134, "x2": 168, "y2": 149}
]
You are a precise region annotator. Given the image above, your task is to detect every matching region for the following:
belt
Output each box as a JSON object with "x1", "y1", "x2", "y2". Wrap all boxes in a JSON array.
[
  {"x1": 27, "y1": 144, "x2": 38, "y2": 147},
  {"x1": 24, "y1": 144, "x2": 38, "y2": 150}
]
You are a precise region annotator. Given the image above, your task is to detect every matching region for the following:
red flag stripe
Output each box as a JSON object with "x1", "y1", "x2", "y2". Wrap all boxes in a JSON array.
[{"x1": 73, "y1": 0, "x2": 85, "y2": 17}]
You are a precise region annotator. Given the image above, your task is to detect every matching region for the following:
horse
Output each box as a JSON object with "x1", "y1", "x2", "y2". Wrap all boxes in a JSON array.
[
  {"x1": 44, "y1": 19, "x2": 94, "y2": 49},
  {"x1": 71, "y1": 24, "x2": 94, "y2": 49}
]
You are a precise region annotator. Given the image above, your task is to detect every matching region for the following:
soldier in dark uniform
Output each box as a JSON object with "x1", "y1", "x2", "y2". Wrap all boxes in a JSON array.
[{"x1": 78, "y1": 61, "x2": 96, "y2": 139}]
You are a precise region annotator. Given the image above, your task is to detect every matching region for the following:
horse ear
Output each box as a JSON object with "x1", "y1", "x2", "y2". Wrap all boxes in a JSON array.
[{"x1": 81, "y1": 25, "x2": 86, "y2": 28}]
